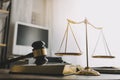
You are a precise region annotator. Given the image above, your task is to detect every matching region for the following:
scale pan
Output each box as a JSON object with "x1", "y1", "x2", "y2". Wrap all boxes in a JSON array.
[
  {"x1": 55, "y1": 52, "x2": 82, "y2": 56},
  {"x1": 92, "y1": 55, "x2": 115, "y2": 58}
]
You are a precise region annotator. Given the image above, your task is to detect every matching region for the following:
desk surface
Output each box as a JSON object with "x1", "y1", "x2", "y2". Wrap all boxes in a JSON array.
[{"x1": 0, "y1": 69, "x2": 120, "y2": 80}]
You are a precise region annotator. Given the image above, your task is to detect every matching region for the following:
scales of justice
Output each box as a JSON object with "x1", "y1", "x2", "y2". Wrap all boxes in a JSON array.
[{"x1": 55, "y1": 18, "x2": 115, "y2": 76}]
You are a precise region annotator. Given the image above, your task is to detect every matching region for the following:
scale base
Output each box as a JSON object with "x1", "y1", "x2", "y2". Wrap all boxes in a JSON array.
[{"x1": 76, "y1": 67, "x2": 100, "y2": 76}]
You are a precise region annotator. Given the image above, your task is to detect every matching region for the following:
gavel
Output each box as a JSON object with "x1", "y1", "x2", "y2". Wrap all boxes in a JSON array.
[{"x1": 0, "y1": 41, "x2": 48, "y2": 67}]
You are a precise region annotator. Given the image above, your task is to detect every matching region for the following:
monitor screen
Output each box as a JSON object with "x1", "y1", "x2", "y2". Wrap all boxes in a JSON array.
[{"x1": 12, "y1": 22, "x2": 49, "y2": 55}]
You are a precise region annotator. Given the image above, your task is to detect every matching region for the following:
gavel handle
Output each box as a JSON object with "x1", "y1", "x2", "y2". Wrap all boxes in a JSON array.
[{"x1": 0, "y1": 53, "x2": 33, "y2": 67}]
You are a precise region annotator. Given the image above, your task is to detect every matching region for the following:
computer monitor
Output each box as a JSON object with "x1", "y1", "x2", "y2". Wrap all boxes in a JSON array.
[{"x1": 12, "y1": 21, "x2": 49, "y2": 55}]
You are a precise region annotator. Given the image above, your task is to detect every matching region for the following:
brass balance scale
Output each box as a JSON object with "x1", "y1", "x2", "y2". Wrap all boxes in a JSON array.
[{"x1": 55, "y1": 18, "x2": 115, "y2": 76}]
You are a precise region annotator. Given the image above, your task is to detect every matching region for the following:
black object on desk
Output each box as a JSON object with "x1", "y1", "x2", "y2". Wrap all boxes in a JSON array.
[
  {"x1": 92, "y1": 67, "x2": 120, "y2": 74},
  {"x1": 46, "y1": 57, "x2": 70, "y2": 64}
]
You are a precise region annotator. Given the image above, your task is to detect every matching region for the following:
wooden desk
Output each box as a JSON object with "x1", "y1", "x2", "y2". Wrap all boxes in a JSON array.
[{"x1": 0, "y1": 69, "x2": 120, "y2": 80}]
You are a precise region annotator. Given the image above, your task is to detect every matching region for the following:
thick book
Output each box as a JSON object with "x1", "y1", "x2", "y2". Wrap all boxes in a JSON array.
[{"x1": 10, "y1": 64, "x2": 76, "y2": 75}]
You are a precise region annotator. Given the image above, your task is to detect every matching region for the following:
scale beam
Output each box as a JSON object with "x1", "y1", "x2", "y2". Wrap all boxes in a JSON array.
[{"x1": 67, "y1": 19, "x2": 84, "y2": 24}]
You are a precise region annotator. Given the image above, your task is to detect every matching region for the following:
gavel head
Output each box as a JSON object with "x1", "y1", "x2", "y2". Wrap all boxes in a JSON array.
[{"x1": 32, "y1": 41, "x2": 48, "y2": 65}]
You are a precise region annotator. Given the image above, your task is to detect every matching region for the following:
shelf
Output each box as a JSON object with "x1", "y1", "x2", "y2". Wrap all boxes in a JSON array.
[
  {"x1": 0, "y1": 9, "x2": 9, "y2": 17},
  {"x1": 0, "y1": 10, "x2": 8, "y2": 46},
  {"x1": 3, "y1": 0, "x2": 10, "y2": 2},
  {"x1": 0, "y1": 43, "x2": 6, "y2": 47}
]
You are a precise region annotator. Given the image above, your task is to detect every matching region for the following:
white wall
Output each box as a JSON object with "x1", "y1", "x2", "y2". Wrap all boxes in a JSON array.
[
  {"x1": 51, "y1": 0, "x2": 120, "y2": 67},
  {"x1": 32, "y1": 0, "x2": 45, "y2": 26}
]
